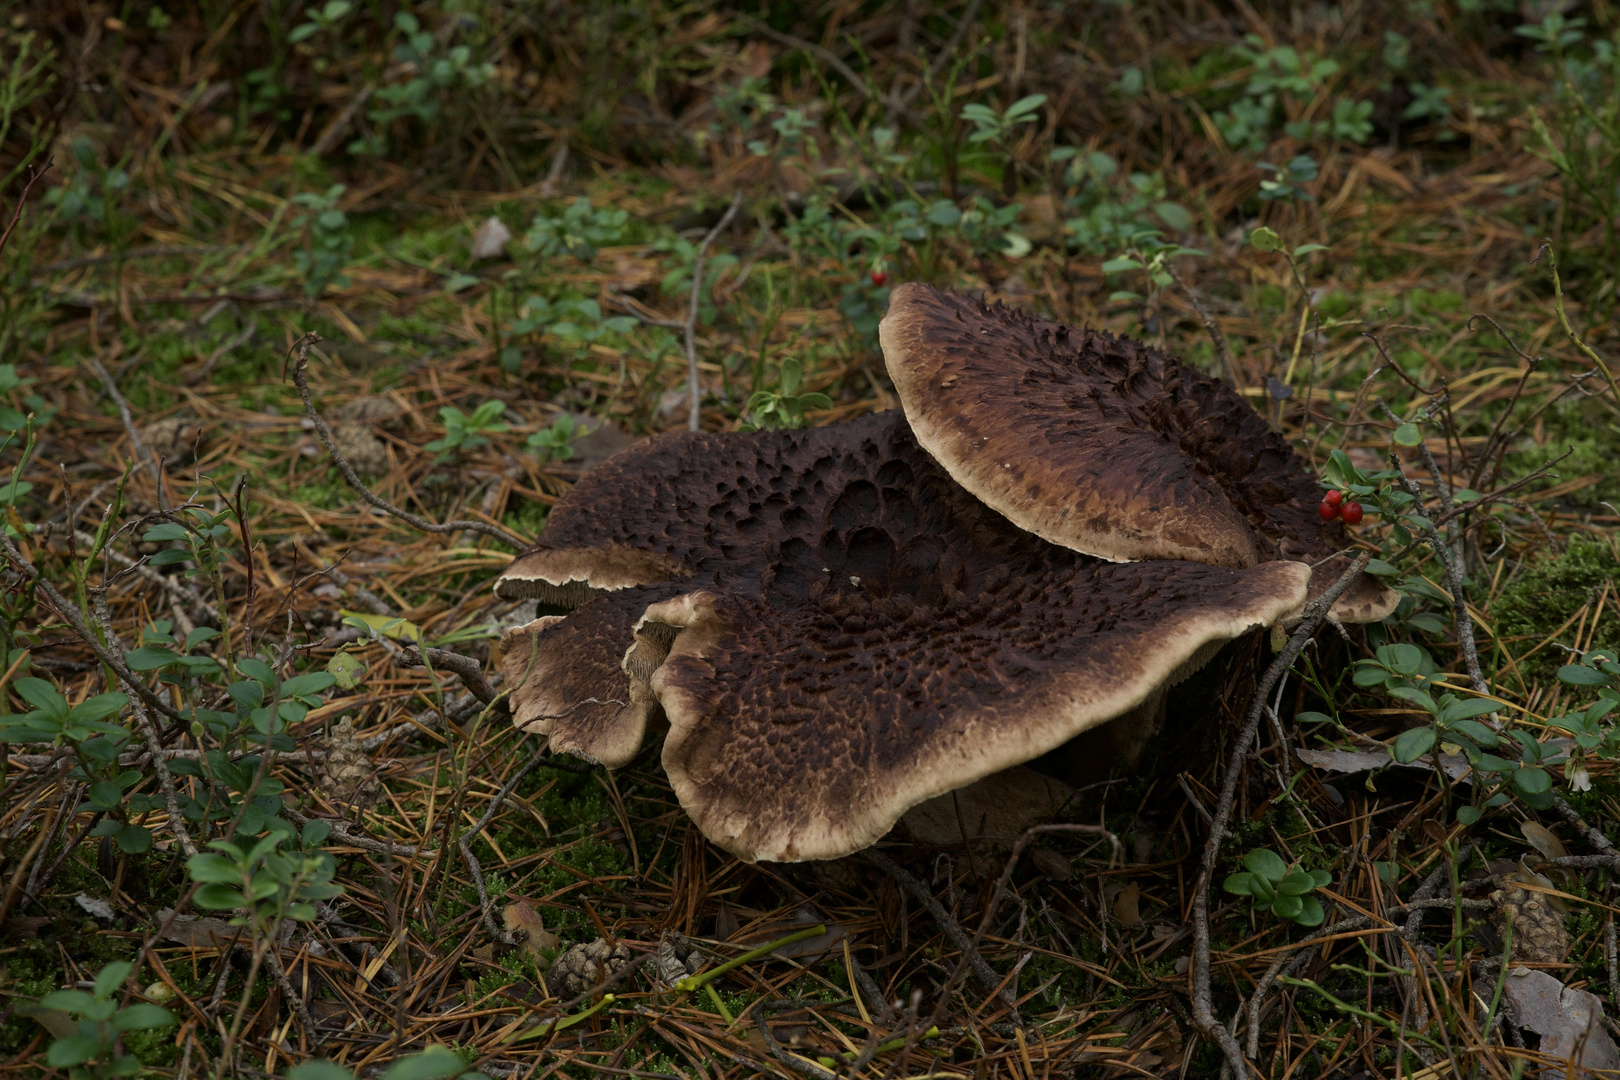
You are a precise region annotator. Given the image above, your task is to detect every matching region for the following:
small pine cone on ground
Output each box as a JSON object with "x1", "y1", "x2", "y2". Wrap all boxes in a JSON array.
[
  {"x1": 549, "y1": 939, "x2": 633, "y2": 998},
  {"x1": 1489, "y1": 881, "x2": 1570, "y2": 964},
  {"x1": 332, "y1": 422, "x2": 389, "y2": 476}
]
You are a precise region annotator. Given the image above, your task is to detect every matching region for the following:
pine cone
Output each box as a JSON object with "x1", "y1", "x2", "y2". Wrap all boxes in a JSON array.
[
  {"x1": 1490, "y1": 881, "x2": 1569, "y2": 964},
  {"x1": 332, "y1": 422, "x2": 389, "y2": 476},
  {"x1": 549, "y1": 939, "x2": 632, "y2": 998}
]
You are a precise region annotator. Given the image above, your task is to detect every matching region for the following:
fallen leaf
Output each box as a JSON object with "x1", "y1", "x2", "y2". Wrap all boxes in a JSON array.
[
  {"x1": 1296, "y1": 746, "x2": 1471, "y2": 781},
  {"x1": 1503, "y1": 968, "x2": 1620, "y2": 1075},
  {"x1": 470, "y1": 216, "x2": 512, "y2": 261},
  {"x1": 14, "y1": 1001, "x2": 76, "y2": 1039},
  {"x1": 75, "y1": 894, "x2": 115, "y2": 921},
  {"x1": 340, "y1": 610, "x2": 423, "y2": 643},
  {"x1": 503, "y1": 901, "x2": 560, "y2": 969},
  {"x1": 1111, "y1": 883, "x2": 1143, "y2": 928},
  {"x1": 1521, "y1": 821, "x2": 1569, "y2": 862},
  {"x1": 155, "y1": 909, "x2": 248, "y2": 950},
  {"x1": 713, "y1": 900, "x2": 739, "y2": 941},
  {"x1": 1031, "y1": 848, "x2": 1073, "y2": 881}
]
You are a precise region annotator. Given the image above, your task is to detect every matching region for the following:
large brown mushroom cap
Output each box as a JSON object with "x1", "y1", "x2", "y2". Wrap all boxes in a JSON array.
[
  {"x1": 881, "y1": 283, "x2": 1333, "y2": 568},
  {"x1": 650, "y1": 557, "x2": 1306, "y2": 862},
  {"x1": 879, "y1": 283, "x2": 1396, "y2": 622},
  {"x1": 497, "y1": 410, "x2": 1308, "y2": 861}
]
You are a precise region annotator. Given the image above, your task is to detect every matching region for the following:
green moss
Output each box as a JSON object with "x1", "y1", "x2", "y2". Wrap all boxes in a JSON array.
[
  {"x1": 1507, "y1": 431, "x2": 1620, "y2": 509},
  {"x1": 1492, "y1": 534, "x2": 1620, "y2": 680}
]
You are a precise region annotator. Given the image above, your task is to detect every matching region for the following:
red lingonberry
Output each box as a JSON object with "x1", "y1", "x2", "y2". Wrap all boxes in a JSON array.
[
  {"x1": 1319, "y1": 501, "x2": 1340, "y2": 522},
  {"x1": 871, "y1": 269, "x2": 888, "y2": 287},
  {"x1": 1323, "y1": 490, "x2": 1343, "y2": 507},
  {"x1": 1340, "y1": 501, "x2": 1364, "y2": 525}
]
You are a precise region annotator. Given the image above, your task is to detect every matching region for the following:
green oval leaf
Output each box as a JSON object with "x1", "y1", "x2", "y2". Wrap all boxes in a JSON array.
[
  {"x1": 1243, "y1": 848, "x2": 1288, "y2": 881},
  {"x1": 1392, "y1": 726, "x2": 1437, "y2": 764},
  {"x1": 1558, "y1": 664, "x2": 1612, "y2": 687}
]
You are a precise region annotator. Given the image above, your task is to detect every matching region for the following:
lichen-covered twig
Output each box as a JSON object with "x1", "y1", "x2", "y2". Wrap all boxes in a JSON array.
[
  {"x1": 286, "y1": 333, "x2": 529, "y2": 549},
  {"x1": 0, "y1": 529, "x2": 188, "y2": 723},
  {"x1": 396, "y1": 645, "x2": 502, "y2": 708},
  {"x1": 1164, "y1": 263, "x2": 1238, "y2": 388},
  {"x1": 684, "y1": 194, "x2": 744, "y2": 432},
  {"x1": 459, "y1": 748, "x2": 548, "y2": 944},
  {"x1": 89, "y1": 357, "x2": 167, "y2": 510},
  {"x1": 282, "y1": 806, "x2": 425, "y2": 859},
  {"x1": 1190, "y1": 552, "x2": 1370, "y2": 1079}
]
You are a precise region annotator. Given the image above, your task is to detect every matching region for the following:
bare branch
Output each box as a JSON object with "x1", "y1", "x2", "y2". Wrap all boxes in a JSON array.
[{"x1": 685, "y1": 194, "x2": 744, "y2": 432}]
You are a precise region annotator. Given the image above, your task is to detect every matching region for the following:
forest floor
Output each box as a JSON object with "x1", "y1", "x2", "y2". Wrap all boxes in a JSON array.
[{"x1": 2, "y1": 1, "x2": 1620, "y2": 1077}]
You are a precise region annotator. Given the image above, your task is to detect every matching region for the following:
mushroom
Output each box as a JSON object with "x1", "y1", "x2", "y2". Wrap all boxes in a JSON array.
[
  {"x1": 496, "y1": 411, "x2": 1307, "y2": 861},
  {"x1": 878, "y1": 283, "x2": 1396, "y2": 622},
  {"x1": 489, "y1": 287, "x2": 1392, "y2": 862}
]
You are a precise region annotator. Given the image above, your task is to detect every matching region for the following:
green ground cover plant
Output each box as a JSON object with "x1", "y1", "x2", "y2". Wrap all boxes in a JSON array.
[{"x1": 1, "y1": 1, "x2": 1619, "y2": 1077}]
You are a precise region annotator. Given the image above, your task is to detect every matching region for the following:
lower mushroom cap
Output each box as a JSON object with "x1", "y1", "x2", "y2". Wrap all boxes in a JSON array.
[{"x1": 649, "y1": 558, "x2": 1308, "y2": 863}]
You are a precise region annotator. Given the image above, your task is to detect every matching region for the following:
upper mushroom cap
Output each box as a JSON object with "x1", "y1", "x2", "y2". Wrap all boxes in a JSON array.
[
  {"x1": 880, "y1": 283, "x2": 1335, "y2": 569},
  {"x1": 497, "y1": 410, "x2": 1310, "y2": 861}
]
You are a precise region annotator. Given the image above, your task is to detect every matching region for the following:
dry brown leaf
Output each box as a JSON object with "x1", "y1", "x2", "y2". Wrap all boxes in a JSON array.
[
  {"x1": 502, "y1": 901, "x2": 560, "y2": 968},
  {"x1": 1112, "y1": 883, "x2": 1143, "y2": 928},
  {"x1": 1521, "y1": 820, "x2": 1570, "y2": 861}
]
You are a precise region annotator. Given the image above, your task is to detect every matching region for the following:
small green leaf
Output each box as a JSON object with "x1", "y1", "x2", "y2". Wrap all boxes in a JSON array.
[
  {"x1": 1393, "y1": 422, "x2": 1422, "y2": 446},
  {"x1": 1293, "y1": 243, "x2": 1330, "y2": 256},
  {"x1": 1558, "y1": 664, "x2": 1611, "y2": 687},
  {"x1": 1248, "y1": 226, "x2": 1283, "y2": 252},
  {"x1": 1154, "y1": 201, "x2": 1193, "y2": 232},
  {"x1": 1296, "y1": 711, "x2": 1334, "y2": 724},
  {"x1": 40, "y1": 988, "x2": 97, "y2": 1014},
  {"x1": 381, "y1": 1045, "x2": 470, "y2": 1080},
  {"x1": 1365, "y1": 559, "x2": 1400, "y2": 576},
  {"x1": 1513, "y1": 767, "x2": 1553, "y2": 796},
  {"x1": 1101, "y1": 257, "x2": 1142, "y2": 273},
  {"x1": 126, "y1": 646, "x2": 180, "y2": 671},
  {"x1": 47, "y1": 1035, "x2": 103, "y2": 1067},
  {"x1": 113, "y1": 1003, "x2": 175, "y2": 1030},
  {"x1": 1294, "y1": 895, "x2": 1326, "y2": 927},
  {"x1": 187, "y1": 853, "x2": 241, "y2": 884},
  {"x1": 288, "y1": 1063, "x2": 358, "y2": 1080},
  {"x1": 1456, "y1": 805, "x2": 1482, "y2": 825},
  {"x1": 1392, "y1": 726, "x2": 1437, "y2": 764},
  {"x1": 95, "y1": 962, "x2": 133, "y2": 1001},
  {"x1": 1223, "y1": 872, "x2": 1256, "y2": 896},
  {"x1": 1243, "y1": 848, "x2": 1288, "y2": 882},
  {"x1": 1277, "y1": 870, "x2": 1317, "y2": 896},
  {"x1": 116, "y1": 824, "x2": 152, "y2": 854},
  {"x1": 1271, "y1": 892, "x2": 1304, "y2": 919}
]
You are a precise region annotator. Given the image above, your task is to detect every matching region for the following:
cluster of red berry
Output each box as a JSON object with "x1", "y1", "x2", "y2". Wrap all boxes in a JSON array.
[
  {"x1": 1319, "y1": 490, "x2": 1364, "y2": 524},
  {"x1": 870, "y1": 268, "x2": 888, "y2": 286}
]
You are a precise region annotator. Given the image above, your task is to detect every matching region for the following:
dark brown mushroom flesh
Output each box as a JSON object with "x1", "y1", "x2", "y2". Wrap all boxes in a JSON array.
[
  {"x1": 496, "y1": 411, "x2": 1308, "y2": 861},
  {"x1": 878, "y1": 282, "x2": 1397, "y2": 623}
]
